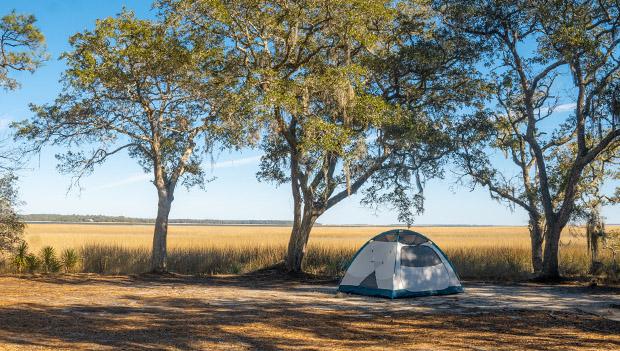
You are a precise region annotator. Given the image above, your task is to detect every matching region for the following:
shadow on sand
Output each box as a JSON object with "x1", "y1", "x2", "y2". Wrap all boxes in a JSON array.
[{"x1": 0, "y1": 273, "x2": 618, "y2": 350}]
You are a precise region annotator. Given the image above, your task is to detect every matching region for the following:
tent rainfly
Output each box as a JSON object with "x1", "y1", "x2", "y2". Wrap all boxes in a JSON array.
[{"x1": 338, "y1": 229, "x2": 463, "y2": 299}]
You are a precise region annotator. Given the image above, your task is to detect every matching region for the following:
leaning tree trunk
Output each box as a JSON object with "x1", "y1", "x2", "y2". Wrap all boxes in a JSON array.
[
  {"x1": 528, "y1": 216, "x2": 544, "y2": 275},
  {"x1": 285, "y1": 205, "x2": 317, "y2": 273},
  {"x1": 151, "y1": 188, "x2": 174, "y2": 273}
]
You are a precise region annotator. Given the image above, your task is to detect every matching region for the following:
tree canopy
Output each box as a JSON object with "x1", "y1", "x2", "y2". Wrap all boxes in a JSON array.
[
  {"x1": 161, "y1": 0, "x2": 485, "y2": 272},
  {"x1": 0, "y1": 10, "x2": 46, "y2": 255},
  {"x1": 13, "y1": 11, "x2": 252, "y2": 272},
  {"x1": 0, "y1": 10, "x2": 46, "y2": 91},
  {"x1": 443, "y1": 0, "x2": 620, "y2": 278}
]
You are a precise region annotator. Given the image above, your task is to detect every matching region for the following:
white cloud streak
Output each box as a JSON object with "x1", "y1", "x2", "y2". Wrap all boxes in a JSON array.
[
  {"x1": 210, "y1": 155, "x2": 262, "y2": 169},
  {"x1": 553, "y1": 103, "x2": 576, "y2": 113},
  {"x1": 0, "y1": 114, "x2": 14, "y2": 129},
  {"x1": 92, "y1": 173, "x2": 152, "y2": 191},
  {"x1": 91, "y1": 155, "x2": 262, "y2": 191},
  {"x1": 534, "y1": 102, "x2": 576, "y2": 117}
]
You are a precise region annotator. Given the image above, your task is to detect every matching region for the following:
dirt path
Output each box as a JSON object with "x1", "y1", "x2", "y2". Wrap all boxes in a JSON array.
[
  {"x1": 0, "y1": 274, "x2": 618, "y2": 350},
  {"x1": 325, "y1": 282, "x2": 620, "y2": 321}
]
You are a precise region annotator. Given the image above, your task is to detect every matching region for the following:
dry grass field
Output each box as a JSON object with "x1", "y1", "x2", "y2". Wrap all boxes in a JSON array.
[
  {"x1": 3, "y1": 223, "x2": 617, "y2": 280},
  {"x1": 23, "y1": 224, "x2": 544, "y2": 250}
]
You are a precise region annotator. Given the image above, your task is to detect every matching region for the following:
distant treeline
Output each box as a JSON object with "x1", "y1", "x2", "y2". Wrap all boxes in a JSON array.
[
  {"x1": 21, "y1": 214, "x2": 297, "y2": 226},
  {"x1": 21, "y1": 214, "x2": 573, "y2": 227}
]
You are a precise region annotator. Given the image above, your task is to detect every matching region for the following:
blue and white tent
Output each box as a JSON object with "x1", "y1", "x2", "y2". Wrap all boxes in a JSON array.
[{"x1": 338, "y1": 229, "x2": 463, "y2": 299}]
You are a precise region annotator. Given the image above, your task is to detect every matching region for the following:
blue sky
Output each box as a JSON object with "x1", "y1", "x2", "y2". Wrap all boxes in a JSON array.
[{"x1": 0, "y1": 0, "x2": 617, "y2": 225}]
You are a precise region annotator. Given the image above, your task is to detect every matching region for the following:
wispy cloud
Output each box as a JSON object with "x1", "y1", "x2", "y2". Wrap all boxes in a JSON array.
[
  {"x1": 535, "y1": 102, "x2": 576, "y2": 117},
  {"x1": 0, "y1": 114, "x2": 13, "y2": 129},
  {"x1": 91, "y1": 173, "x2": 152, "y2": 191},
  {"x1": 210, "y1": 155, "x2": 262, "y2": 169},
  {"x1": 552, "y1": 103, "x2": 576, "y2": 113},
  {"x1": 91, "y1": 155, "x2": 262, "y2": 191}
]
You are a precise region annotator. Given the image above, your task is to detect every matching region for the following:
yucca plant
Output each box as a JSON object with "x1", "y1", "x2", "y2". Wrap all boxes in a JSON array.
[
  {"x1": 12, "y1": 241, "x2": 29, "y2": 273},
  {"x1": 61, "y1": 248, "x2": 80, "y2": 273},
  {"x1": 39, "y1": 246, "x2": 61, "y2": 273},
  {"x1": 25, "y1": 253, "x2": 40, "y2": 273}
]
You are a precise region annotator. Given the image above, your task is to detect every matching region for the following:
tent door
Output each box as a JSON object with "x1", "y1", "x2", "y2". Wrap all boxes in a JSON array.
[{"x1": 367, "y1": 242, "x2": 397, "y2": 290}]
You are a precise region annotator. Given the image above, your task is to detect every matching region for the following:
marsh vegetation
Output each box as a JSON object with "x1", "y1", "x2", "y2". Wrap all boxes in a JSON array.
[{"x1": 2, "y1": 224, "x2": 617, "y2": 281}]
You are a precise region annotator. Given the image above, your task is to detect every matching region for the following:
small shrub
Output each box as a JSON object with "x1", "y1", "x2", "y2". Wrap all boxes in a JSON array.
[
  {"x1": 81, "y1": 245, "x2": 150, "y2": 274},
  {"x1": 12, "y1": 241, "x2": 29, "y2": 273},
  {"x1": 61, "y1": 248, "x2": 80, "y2": 273},
  {"x1": 39, "y1": 246, "x2": 61, "y2": 273},
  {"x1": 25, "y1": 253, "x2": 40, "y2": 273},
  {"x1": 444, "y1": 247, "x2": 532, "y2": 281},
  {"x1": 304, "y1": 245, "x2": 355, "y2": 277}
]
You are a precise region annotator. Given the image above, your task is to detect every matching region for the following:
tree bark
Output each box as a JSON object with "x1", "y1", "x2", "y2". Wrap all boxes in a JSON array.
[
  {"x1": 540, "y1": 222, "x2": 563, "y2": 281},
  {"x1": 285, "y1": 205, "x2": 317, "y2": 273},
  {"x1": 528, "y1": 216, "x2": 544, "y2": 274},
  {"x1": 151, "y1": 188, "x2": 173, "y2": 273}
]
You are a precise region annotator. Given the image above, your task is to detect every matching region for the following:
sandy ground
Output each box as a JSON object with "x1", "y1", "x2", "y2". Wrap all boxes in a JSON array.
[{"x1": 0, "y1": 274, "x2": 618, "y2": 350}]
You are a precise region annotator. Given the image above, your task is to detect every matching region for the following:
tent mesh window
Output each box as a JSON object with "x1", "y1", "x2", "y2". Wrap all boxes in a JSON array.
[
  {"x1": 374, "y1": 233, "x2": 398, "y2": 242},
  {"x1": 398, "y1": 233, "x2": 429, "y2": 245},
  {"x1": 400, "y1": 245, "x2": 443, "y2": 267}
]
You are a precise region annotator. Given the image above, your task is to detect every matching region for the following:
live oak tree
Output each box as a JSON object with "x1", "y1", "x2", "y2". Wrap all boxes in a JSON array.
[
  {"x1": 161, "y1": 0, "x2": 481, "y2": 272},
  {"x1": 443, "y1": 0, "x2": 620, "y2": 279},
  {"x1": 14, "y1": 12, "x2": 247, "y2": 272},
  {"x1": 0, "y1": 10, "x2": 46, "y2": 91},
  {"x1": 163, "y1": 0, "x2": 401, "y2": 273},
  {"x1": 0, "y1": 11, "x2": 46, "y2": 254}
]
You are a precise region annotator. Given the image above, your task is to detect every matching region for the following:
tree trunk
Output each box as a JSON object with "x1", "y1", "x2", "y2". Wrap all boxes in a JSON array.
[
  {"x1": 285, "y1": 206, "x2": 317, "y2": 273},
  {"x1": 528, "y1": 216, "x2": 544, "y2": 274},
  {"x1": 151, "y1": 189, "x2": 173, "y2": 273},
  {"x1": 540, "y1": 223, "x2": 563, "y2": 281}
]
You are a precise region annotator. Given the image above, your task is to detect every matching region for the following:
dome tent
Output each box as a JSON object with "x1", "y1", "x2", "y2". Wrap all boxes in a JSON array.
[{"x1": 338, "y1": 229, "x2": 463, "y2": 299}]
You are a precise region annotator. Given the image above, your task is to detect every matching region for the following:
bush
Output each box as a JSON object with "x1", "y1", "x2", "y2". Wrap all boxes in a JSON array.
[
  {"x1": 446, "y1": 247, "x2": 532, "y2": 281},
  {"x1": 25, "y1": 253, "x2": 40, "y2": 273},
  {"x1": 303, "y1": 245, "x2": 354, "y2": 277},
  {"x1": 12, "y1": 241, "x2": 28, "y2": 273},
  {"x1": 39, "y1": 246, "x2": 61, "y2": 273},
  {"x1": 61, "y1": 248, "x2": 80, "y2": 273},
  {"x1": 80, "y1": 245, "x2": 150, "y2": 274}
]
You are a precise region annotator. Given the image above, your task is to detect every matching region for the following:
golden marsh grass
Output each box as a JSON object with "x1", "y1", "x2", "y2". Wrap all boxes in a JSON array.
[
  {"x1": 24, "y1": 223, "x2": 581, "y2": 251},
  {"x1": 11, "y1": 223, "x2": 619, "y2": 280}
]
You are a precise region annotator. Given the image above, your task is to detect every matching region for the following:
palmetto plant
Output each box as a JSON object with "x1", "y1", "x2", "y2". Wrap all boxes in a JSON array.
[
  {"x1": 12, "y1": 241, "x2": 28, "y2": 273},
  {"x1": 25, "y1": 253, "x2": 40, "y2": 273},
  {"x1": 39, "y1": 246, "x2": 61, "y2": 273},
  {"x1": 61, "y1": 248, "x2": 79, "y2": 273}
]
